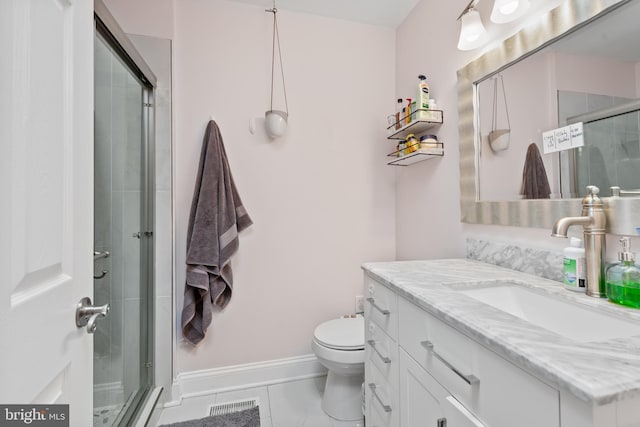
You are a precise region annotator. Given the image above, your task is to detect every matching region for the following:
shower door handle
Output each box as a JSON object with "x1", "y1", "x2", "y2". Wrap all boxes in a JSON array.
[{"x1": 76, "y1": 297, "x2": 110, "y2": 334}]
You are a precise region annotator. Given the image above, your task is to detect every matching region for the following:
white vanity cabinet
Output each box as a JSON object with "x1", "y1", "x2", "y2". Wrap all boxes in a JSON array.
[
  {"x1": 400, "y1": 348, "x2": 485, "y2": 427},
  {"x1": 398, "y1": 297, "x2": 559, "y2": 427},
  {"x1": 364, "y1": 276, "x2": 399, "y2": 427},
  {"x1": 363, "y1": 261, "x2": 640, "y2": 427},
  {"x1": 364, "y1": 276, "x2": 559, "y2": 427}
]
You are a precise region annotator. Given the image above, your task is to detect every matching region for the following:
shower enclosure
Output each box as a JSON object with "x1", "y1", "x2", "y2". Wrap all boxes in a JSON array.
[{"x1": 92, "y1": 12, "x2": 156, "y2": 427}]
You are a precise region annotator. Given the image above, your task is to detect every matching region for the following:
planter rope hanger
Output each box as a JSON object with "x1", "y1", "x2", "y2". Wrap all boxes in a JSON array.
[
  {"x1": 489, "y1": 74, "x2": 511, "y2": 152},
  {"x1": 265, "y1": 1, "x2": 289, "y2": 139}
]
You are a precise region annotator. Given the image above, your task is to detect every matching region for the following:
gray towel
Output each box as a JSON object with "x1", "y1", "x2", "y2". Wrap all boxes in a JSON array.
[
  {"x1": 520, "y1": 142, "x2": 551, "y2": 199},
  {"x1": 182, "y1": 120, "x2": 253, "y2": 345}
]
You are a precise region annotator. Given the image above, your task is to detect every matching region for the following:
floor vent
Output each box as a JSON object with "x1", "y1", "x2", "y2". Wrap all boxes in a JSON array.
[{"x1": 208, "y1": 398, "x2": 259, "y2": 417}]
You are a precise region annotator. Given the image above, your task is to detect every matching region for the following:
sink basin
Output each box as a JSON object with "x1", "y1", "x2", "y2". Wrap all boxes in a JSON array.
[{"x1": 457, "y1": 284, "x2": 640, "y2": 343}]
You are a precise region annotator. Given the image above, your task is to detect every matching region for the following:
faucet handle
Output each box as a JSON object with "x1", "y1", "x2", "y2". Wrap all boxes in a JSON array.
[{"x1": 583, "y1": 185, "x2": 603, "y2": 207}]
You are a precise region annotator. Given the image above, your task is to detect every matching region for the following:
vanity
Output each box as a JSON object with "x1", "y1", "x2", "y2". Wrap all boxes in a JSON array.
[{"x1": 363, "y1": 259, "x2": 640, "y2": 427}]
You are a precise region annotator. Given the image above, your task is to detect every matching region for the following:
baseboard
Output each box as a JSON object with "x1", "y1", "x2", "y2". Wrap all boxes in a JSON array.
[{"x1": 165, "y1": 354, "x2": 326, "y2": 406}]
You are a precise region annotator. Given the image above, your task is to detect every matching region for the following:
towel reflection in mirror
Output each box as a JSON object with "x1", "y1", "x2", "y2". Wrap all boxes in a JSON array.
[{"x1": 520, "y1": 142, "x2": 551, "y2": 199}]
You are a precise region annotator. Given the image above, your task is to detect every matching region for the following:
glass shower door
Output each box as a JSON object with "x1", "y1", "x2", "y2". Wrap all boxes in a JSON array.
[{"x1": 93, "y1": 25, "x2": 154, "y2": 427}]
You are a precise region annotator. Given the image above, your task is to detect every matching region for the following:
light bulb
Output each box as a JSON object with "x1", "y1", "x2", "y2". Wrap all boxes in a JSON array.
[
  {"x1": 491, "y1": 0, "x2": 530, "y2": 23},
  {"x1": 500, "y1": 1, "x2": 518, "y2": 15},
  {"x1": 457, "y1": 9, "x2": 488, "y2": 51}
]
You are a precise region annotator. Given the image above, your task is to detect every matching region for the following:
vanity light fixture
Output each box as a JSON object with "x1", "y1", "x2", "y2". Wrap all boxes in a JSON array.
[
  {"x1": 457, "y1": 0, "x2": 539, "y2": 50},
  {"x1": 457, "y1": 2, "x2": 488, "y2": 51},
  {"x1": 491, "y1": 0, "x2": 530, "y2": 23}
]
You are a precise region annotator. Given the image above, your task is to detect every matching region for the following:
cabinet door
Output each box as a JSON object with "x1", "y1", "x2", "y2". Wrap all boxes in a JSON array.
[
  {"x1": 443, "y1": 396, "x2": 485, "y2": 427},
  {"x1": 399, "y1": 349, "x2": 448, "y2": 427}
]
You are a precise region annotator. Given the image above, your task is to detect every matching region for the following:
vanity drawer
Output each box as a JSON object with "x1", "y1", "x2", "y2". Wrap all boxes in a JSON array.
[
  {"x1": 365, "y1": 320, "x2": 399, "y2": 387},
  {"x1": 365, "y1": 277, "x2": 398, "y2": 340},
  {"x1": 399, "y1": 297, "x2": 560, "y2": 427},
  {"x1": 366, "y1": 361, "x2": 399, "y2": 427},
  {"x1": 399, "y1": 297, "x2": 474, "y2": 384}
]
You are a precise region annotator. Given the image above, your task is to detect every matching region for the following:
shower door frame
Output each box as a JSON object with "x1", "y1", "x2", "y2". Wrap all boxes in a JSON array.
[{"x1": 94, "y1": 1, "x2": 157, "y2": 425}]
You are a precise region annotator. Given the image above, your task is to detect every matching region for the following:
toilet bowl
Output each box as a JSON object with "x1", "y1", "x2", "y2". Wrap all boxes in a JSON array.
[{"x1": 312, "y1": 316, "x2": 365, "y2": 422}]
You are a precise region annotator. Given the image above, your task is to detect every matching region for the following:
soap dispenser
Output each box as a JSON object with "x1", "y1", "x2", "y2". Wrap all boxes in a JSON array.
[{"x1": 605, "y1": 237, "x2": 640, "y2": 308}]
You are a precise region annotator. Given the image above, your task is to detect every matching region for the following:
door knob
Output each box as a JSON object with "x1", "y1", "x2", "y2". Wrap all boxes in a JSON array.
[{"x1": 76, "y1": 297, "x2": 110, "y2": 334}]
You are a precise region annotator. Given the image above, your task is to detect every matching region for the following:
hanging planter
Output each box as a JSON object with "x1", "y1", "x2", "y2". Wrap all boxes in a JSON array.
[
  {"x1": 488, "y1": 74, "x2": 511, "y2": 152},
  {"x1": 265, "y1": 3, "x2": 289, "y2": 139}
]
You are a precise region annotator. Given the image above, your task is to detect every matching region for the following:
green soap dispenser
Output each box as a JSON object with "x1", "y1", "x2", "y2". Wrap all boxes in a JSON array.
[{"x1": 605, "y1": 237, "x2": 640, "y2": 308}]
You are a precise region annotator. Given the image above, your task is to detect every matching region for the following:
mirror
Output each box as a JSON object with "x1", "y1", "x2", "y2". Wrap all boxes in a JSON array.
[{"x1": 457, "y1": 0, "x2": 640, "y2": 230}]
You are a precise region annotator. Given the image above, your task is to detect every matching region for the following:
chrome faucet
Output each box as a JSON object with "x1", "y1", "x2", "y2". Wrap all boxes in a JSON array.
[{"x1": 551, "y1": 185, "x2": 606, "y2": 297}]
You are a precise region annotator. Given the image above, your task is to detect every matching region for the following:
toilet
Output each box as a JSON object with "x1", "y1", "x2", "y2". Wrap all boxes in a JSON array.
[{"x1": 312, "y1": 315, "x2": 365, "y2": 422}]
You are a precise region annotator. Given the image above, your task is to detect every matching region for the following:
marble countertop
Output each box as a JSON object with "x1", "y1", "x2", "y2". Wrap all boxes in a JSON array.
[{"x1": 362, "y1": 259, "x2": 640, "y2": 405}]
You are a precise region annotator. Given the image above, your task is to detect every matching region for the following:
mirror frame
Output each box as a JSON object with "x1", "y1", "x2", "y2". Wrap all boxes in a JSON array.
[{"x1": 457, "y1": 0, "x2": 629, "y2": 229}]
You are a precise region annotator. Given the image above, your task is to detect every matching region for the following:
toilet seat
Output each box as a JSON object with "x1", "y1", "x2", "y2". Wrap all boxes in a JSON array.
[{"x1": 313, "y1": 316, "x2": 364, "y2": 351}]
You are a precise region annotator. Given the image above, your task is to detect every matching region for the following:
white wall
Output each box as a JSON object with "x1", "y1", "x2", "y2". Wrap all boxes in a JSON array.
[{"x1": 173, "y1": 0, "x2": 396, "y2": 371}]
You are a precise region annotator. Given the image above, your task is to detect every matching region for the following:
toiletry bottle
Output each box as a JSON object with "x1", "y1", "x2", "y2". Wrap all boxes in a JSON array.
[
  {"x1": 395, "y1": 98, "x2": 403, "y2": 130},
  {"x1": 417, "y1": 75, "x2": 430, "y2": 120},
  {"x1": 405, "y1": 98, "x2": 412, "y2": 125},
  {"x1": 428, "y1": 99, "x2": 438, "y2": 122},
  {"x1": 397, "y1": 140, "x2": 406, "y2": 157},
  {"x1": 405, "y1": 134, "x2": 419, "y2": 153},
  {"x1": 606, "y1": 237, "x2": 640, "y2": 308},
  {"x1": 419, "y1": 134, "x2": 438, "y2": 149},
  {"x1": 563, "y1": 237, "x2": 586, "y2": 292}
]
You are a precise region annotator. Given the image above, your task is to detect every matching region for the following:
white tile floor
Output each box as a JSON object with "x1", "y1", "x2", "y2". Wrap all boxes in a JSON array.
[{"x1": 155, "y1": 376, "x2": 365, "y2": 427}]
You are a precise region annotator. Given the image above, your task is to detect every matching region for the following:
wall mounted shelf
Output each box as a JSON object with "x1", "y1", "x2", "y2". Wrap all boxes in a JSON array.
[
  {"x1": 386, "y1": 144, "x2": 444, "y2": 166},
  {"x1": 386, "y1": 109, "x2": 443, "y2": 140},
  {"x1": 385, "y1": 108, "x2": 444, "y2": 166}
]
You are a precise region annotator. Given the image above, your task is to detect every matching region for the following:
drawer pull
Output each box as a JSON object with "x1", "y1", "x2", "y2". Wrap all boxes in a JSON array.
[
  {"x1": 368, "y1": 383, "x2": 392, "y2": 413},
  {"x1": 420, "y1": 340, "x2": 480, "y2": 386},
  {"x1": 437, "y1": 418, "x2": 447, "y2": 427},
  {"x1": 366, "y1": 297, "x2": 390, "y2": 315},
  {"x1": 367, "y1": 339, "x2": 391, "y2": 364}
]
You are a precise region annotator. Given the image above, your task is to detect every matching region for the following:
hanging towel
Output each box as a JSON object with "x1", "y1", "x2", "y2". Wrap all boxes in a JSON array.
[
  {"x1": 520, "y1": 142, "x2": 551, "y2": 199},
  {"x1": 181, "y1": 120, "x2": 253, "y2": 345}
]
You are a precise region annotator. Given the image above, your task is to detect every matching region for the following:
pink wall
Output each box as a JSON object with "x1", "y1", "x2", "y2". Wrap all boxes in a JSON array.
[
  {"x1": 102, "y1": 0, "x2": 639, "y2": 380},
  {"x1": 554, "y1": 53, "x2": 637, "y2": 97},
  {"x1": 394, "y1": 0, "x2": 478, "y2": 260},
  {"x1": 395, "y1": 0, "x2": 569, "y2": 259},
  {"x1": 173, "y1": 0, "x2": 396, "y2": 371},
  {"x1": 103, "y1": 0, "x2": 174, "y2": 39},
  {"x1": 476, "y1": 53, "x2": 556, "y2": 201},
  {"x1": 475, "y1": 51, "x2": 637, "y2": 202},
  {"x1": 395, "y1": 0, "x2": 640, "y2": 261}
]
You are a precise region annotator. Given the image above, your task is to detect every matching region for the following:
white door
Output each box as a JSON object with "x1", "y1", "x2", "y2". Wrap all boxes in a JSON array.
[{"x1": 0, "y1": 0, "x2": 95, "y2": 425}]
